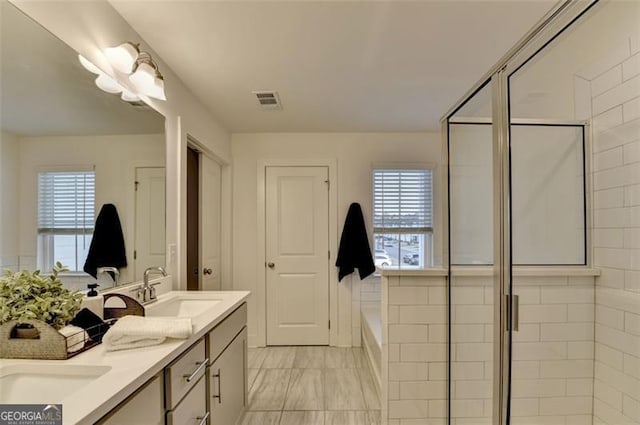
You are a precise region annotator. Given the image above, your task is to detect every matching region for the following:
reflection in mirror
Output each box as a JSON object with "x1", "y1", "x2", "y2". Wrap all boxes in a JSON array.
[
  {"x1": 0, "y1": 2, "x2": 166, "y2": 292},
  {"x1": 448, "y1": 82, "x2": 494, "y2": 265}
]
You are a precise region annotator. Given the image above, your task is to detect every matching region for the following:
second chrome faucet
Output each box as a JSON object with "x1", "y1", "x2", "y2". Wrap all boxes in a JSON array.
[{"x1": 130, "y1": 266, "x2": 167, "y2": 305}]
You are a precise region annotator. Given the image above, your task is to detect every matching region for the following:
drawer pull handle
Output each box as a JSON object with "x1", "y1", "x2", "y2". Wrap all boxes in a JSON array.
[
  {"x1": 212, "y1": 368, "x2": 222, "y2": 404},
  {"x1": 183, "y1": 358, "x2": 209, "y2": 382},
  {"x1": 195, "y1": 411, "x2": 210, "y2": 425}
]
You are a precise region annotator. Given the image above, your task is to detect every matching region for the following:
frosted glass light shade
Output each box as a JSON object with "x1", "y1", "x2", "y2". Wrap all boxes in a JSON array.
[
  {"x1": 147, "y1": 77, "x2": 167, "y2": 101},
  {"x1": 105, "y1": 43, "x2": 138, "y2": 74},
  {"x1": 95, "y1": 73, "x2": 123, "y2": 94},
  {"x1": 78, "y1": 55, "x2": 102, "y2": 74},
  {"x1": 121, "y1": 89, "x2": 140, "y2": 102},
  {"x1": 129, "y1": 62, "x2": 156, "y2": 94}
]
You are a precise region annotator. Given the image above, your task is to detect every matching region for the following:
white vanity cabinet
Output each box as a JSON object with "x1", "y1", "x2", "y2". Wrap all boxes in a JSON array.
[
  {"x1": 97, "y1": 374, "x2": 164, "y2": 425},
  {"x1": 207, "y1": 303, "x2": 248, "y2": 425},
  {"x1": 95, "y1": 301, "x2": 248, "y2": 425}
]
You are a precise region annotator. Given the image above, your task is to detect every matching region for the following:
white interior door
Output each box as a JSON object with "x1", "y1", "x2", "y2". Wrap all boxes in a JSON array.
[
  {"x1": 134, "y1": 167, "x2": 166, "y2": 280},
  {"x1": 266, "y1": 166, "x2": 329, "y2": 345},
  {"x1": 200, "y1": 154, "x2": 221, "y2": 290}
]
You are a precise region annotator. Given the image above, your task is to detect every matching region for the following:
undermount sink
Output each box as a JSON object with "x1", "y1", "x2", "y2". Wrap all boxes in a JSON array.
[
  {"x1": 0, "y1": 364, "x2": 111, "y2": 404},
  {"x1": 145, "y1": 295, "x2": 221, "y2": 318}
]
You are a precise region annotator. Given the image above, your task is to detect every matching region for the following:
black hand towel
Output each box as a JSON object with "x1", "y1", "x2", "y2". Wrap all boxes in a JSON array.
[
  {"x1": 336, "y1": 203, "x2": 375, "y2": 282},
  {"x1": 83, "y1": 203, "x2": 127, "y2": 279},
  {"x1": 70, "y1": 308, "x2": 109, "y2": 342}
]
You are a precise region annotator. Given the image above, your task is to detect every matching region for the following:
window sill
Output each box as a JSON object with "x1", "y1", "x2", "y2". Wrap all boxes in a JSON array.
[
  {"x1": 378, "y1": 266, "x2": 601, "y2": 278},
  {"x1": 451, "y1": 265, "x2": 601, "y2": 277},
  {"x1": 378, "y1": 267, "x2": 447, "y2": 277}
]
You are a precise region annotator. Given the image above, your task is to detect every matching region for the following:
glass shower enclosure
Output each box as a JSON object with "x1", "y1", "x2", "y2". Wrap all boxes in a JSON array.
[{"x1": 444, "y1": 0, "x2": 639, "y2": 424}]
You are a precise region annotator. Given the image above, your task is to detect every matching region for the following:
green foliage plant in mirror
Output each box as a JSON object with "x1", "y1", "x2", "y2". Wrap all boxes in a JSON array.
[{"x1": 0, "y1": 262, "x2": 83, "y2": 331}]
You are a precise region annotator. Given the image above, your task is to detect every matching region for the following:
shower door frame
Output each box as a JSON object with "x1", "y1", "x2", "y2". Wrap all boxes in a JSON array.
[{"x1": 442, "y1": 1, "x2": 599, "y2": 424}]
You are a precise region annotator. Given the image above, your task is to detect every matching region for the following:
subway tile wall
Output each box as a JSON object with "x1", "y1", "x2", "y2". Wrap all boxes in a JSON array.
[
  {"x1": 590, "y1": 35, "x2": 640, "y2": 425},
  {"x1": 383, "y1": 275, "x2": 448, "y2": 425},
  {"x1": 381, "y1": 273, "x2": 596, "y2": 425},
  {"x1": 451, "y1": 275, "x2": 595, "y2": 425}
]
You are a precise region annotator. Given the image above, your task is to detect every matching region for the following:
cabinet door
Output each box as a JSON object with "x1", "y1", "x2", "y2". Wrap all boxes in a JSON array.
[
  {"x1": 210, "y1": 327, "x2": 247, "y2": 425},
  {"x1": 98, "y1": 374, "x2": 164, "y2": 425}
]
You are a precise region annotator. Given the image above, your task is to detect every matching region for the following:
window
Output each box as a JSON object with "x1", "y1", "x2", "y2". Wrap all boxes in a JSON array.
[
  {"x1": 373, "y1": 167, "x2": 433, "y2": 268},
  {"x1": 37, "y1": 170, "x2": 95, "y2": 272}
]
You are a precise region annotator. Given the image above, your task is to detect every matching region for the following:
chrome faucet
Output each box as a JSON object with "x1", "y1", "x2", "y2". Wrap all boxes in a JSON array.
[
  {"x1": 96, "y1": 267, "x2": 120, "y2": 284},
  {"x1": 141, "y1": 266, "x2": 167, "y2": 304}
]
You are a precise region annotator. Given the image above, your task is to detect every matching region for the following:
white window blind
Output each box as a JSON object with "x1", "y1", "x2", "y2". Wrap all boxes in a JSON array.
[
  {"x1": 38, "y1": 171, "x2": 95, "y2": 235},
  {"x1": 373, "y1": 169, "x2": 433, "y2": 233}
]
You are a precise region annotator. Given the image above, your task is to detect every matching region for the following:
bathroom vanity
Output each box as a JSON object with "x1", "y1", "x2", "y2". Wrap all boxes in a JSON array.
[{"x1": 0, "y1": 290, "x2": 250, "y2": 425}]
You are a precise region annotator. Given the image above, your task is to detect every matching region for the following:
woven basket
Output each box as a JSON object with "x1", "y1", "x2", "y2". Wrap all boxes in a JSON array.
[
  {"x1": 0, "y1": 294, "x2": 144, "y2": 360},
  {"x1": 0, "y1": 319, "x2": 69, "y2": 360}
]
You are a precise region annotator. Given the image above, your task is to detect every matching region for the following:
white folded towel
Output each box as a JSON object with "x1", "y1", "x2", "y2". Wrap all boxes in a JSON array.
[
  {"x1": 59, "y1": 325, "x2": 89, "y2": 353},
  {"x1": 103, "y1": 315, "x2": 193, "y2": 352}
]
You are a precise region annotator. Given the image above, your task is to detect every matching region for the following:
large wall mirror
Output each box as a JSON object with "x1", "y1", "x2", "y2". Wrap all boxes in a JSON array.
[{"x1": 0, "y1": 2, "x2": 166, "y2": 291}]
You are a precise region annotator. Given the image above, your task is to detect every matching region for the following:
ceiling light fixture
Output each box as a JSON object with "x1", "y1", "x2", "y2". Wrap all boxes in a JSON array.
[
  {"x1": 105, "y1": 42, "x2": 140, "y2": 74},
  {"x1": 121, "y1": 89, "x2": 141, "y2": 103},
  {"x1": 128, "y1": 52, "x2": 167, "y2": 101},
  {"x1": 104, "y1": 42, "x2": 167, "y2": 101},
  {"x1": 79, "y1": 43, "x2": 167, "y2": 102},
  {"x1": 95, "y1": 73, "x2": 124, "y2": 94}
]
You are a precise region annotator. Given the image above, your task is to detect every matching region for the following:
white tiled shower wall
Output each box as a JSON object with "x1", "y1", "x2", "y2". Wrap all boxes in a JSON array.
[
  {"x1": 587, "y1": 35, "x2": 640, "y2": 425},
  {"x1": 508, "y1": 275, "x2": 595, "y2": 425},
  {"x1": 381, "y1": 273, "x2": 596, "y2": 425},
  {"x1": 382, "y1": 274, "x2": 448, "y2": 424}
]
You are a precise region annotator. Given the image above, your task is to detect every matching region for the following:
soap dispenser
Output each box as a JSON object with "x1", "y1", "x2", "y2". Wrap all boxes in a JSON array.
[
  {"x1": 82, "y1": 283, "x2": 104, "y2": 319},
  {"x1": 87, "y1": 283, "x2": 99, "y2": 297}
]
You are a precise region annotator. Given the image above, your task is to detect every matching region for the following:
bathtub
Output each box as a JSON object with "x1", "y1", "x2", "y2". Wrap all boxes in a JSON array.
[{"x1": 361, "y1": 304, "x2": 381, "y2": 390}]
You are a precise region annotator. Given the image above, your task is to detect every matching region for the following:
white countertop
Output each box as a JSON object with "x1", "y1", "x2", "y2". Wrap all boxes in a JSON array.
[{"x1": 0, "y1": 290, "x2": 250, "y2": 425}]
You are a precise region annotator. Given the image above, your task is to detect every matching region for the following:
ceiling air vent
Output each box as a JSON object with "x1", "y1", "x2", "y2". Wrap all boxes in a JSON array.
[{"x1": 253, "y1": 91, "x2": 282, "y2": 110}]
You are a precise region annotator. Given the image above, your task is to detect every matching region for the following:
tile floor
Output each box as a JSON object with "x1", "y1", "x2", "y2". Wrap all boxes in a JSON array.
[{"x1": 241, "y1": 346, "x2": 380, "y2": 425}]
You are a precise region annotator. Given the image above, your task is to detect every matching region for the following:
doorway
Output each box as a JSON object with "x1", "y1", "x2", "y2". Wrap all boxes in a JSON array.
[
  {"x1": 186, "y1": 147, "x2": 199, "y2": 290},
  {"x1": 186, "y1": 144, "x2": 222, "y2": 291},
  {"x1": 265, "y1": 166, "x2": 330, "y2": 345}
]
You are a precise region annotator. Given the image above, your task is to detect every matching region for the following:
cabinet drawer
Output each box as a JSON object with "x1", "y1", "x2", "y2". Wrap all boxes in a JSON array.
[
  {"x1": 207, "y1": 303, "x2": 247, "y2": 364},
  {"x1": 166, "y1": 376, "x2": 208, "y2": 425},
  {"x1": 166, "y1": 339, "x2": 207, "y2": 409}
]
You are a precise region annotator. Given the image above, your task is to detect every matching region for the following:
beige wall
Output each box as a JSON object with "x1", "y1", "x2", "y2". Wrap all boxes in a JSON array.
[
  {"x1": 0, "y1": 130, "x2": 20, "y2": 270},
  {"x1": 231, "y1": 132, "x2": 441, "y2": 346}
]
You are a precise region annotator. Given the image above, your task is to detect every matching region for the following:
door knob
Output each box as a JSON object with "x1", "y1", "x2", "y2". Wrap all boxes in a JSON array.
[
  {"x1": 203, "y1": 268, "x2": 213, "y2": 275},
  {"x1": 267, "y1": 262, "x2": 275, "y2": 269}
]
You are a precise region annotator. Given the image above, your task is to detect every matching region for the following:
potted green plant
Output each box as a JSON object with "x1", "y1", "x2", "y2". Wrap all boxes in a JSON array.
[{"x1": 0, "y1": 262, "x2": 83, "y2": 338}]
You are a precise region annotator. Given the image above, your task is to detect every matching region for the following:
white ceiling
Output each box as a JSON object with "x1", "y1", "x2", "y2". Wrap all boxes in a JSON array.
[
  {"x1": 110, "y1": 0, "x2": 557, "y2": 132},
  {"x1": 1, "y1": 1, "x2": 164, "y2": 137}
]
